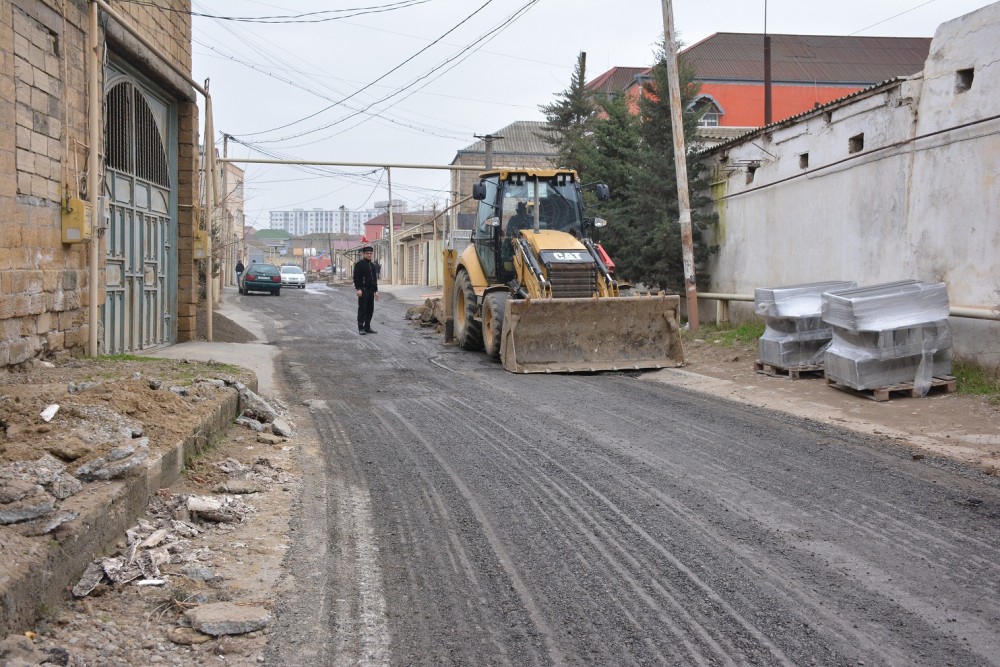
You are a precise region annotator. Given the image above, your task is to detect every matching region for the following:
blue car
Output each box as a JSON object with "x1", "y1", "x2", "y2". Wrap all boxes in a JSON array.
[{"x1": 239, "y1": 263, "x2": 282, "y2": 296}]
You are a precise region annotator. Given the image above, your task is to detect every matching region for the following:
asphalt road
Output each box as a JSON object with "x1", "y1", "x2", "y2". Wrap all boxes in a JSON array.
[{"x1": 252, "y1": 282, "x2": 1000, "y2": 666}]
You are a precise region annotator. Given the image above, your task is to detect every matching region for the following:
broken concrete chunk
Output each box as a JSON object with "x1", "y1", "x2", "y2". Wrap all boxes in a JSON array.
[
  {"x1": 72, "y1": 560, "x2": 106, "y2": 597},
  {"x1": 139, "y1": 528, "x2": 169, "y2": 549},
  {"x1": 235, "y1": 416, "x2": 265, "y2": 432},
  {"x1": 270, "y1": 417, "x2": 293, "y2": 437},
  {"x1": 256, "y1": 433, "x2": 284, "y2": 445},
  {"x1": 181, "y1": 564, "x2": 219, "y2": 582},
  {"x1": 0, "y1": 479, "x2": 39, "y2": 505},
  {"x1": 18, "y1": 510, "x2": 78, "y2": 537},
  {"x1": 184, "y1": 602, "x2": 271, "y2": 636},
  {"x1": 49, "y1": 473, "x2": 83, "y2": 500},
  {"x1": 75, "y1": 440, "x2": 150, "y2": 481},
  {"x1": 214, "y1": 480, "x2": 263, "y2": 495},
  {"x1": 239, "y1": 387, "x2": 279, "y2": 423},
  {"x1": 0, "y1": 487, "x2": 56, "y2": 525}
]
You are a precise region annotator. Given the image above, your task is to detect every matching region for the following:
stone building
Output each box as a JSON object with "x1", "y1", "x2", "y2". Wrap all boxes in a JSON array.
[
  {"x1": 449, "y1": 121, "x2": 557, "y2": 229},
  {"x1": 2, "y1": 0, "x2": 200, "y2": 366}
]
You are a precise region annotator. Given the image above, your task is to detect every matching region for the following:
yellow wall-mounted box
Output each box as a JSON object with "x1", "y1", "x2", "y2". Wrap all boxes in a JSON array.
[
  {"x1": 193, "y1": 230, "x2": 208, "y2": 259},
  {"x1": 61, "y1": 197, "x2": 92, "y2": 244}
]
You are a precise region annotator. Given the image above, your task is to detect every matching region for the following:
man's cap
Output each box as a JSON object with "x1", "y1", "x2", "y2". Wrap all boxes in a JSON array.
[
  {"x1": 362, "y1": 246, "x2": 373, "y2": 253},
  {"x1": 516, "y1": 202, "x2": 527, "y2": 212}
]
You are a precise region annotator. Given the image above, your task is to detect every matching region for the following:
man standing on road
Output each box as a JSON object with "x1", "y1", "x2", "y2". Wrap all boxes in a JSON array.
[
  {"x1": 235, "y1": 258, "x2": 245, "y2": 285},
  {"x1": 353, "y1": 246, "x2": 379, "y2": 335}
]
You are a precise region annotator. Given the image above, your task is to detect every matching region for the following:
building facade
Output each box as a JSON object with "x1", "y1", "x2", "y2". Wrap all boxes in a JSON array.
[
  {"x1": 268, "y1": 202, "x2": 405, "y2": 237},
  {"x1": 587, "y1": 33, "x2": 931, "y2": 131},
  {"x1": 697, "y1": 4, "x2": 1000, "y2": 364},
  {"x1": 2, "y1": 0, "x2": 201, "y2": 366}
]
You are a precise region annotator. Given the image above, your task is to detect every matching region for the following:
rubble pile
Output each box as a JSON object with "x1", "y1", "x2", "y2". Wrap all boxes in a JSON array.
[
  {"x1": 0, "y1": 372, "x2": 243, "y2": 536},
  {"x1": 71, "y1": 455, "x2": 288, "y2": 600},
  {"x1": 754, "y1": 281, "x2": 856, "y2": 368},
  {"x1": 404, "y1": 298, "x2": 444, "y2": 330},
  {"x1": 822, "y1": 280, "x2": 953, "y2": 392}
]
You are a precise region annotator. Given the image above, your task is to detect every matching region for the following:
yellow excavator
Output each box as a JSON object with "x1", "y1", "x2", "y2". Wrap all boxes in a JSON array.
[{"x1": 443, "y1": 168, "x2": 684, "y2": 373}]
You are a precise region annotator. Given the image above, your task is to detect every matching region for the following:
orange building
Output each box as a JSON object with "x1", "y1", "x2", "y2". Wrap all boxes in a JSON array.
[{"x1": 587, "y1": 33, "x2": 932, "y2": 130}]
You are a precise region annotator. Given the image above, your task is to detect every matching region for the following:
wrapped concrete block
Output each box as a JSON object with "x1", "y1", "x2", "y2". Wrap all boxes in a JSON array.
[
  {"x1": 755, "y1": 281, "x2": 856, "y2": 368},
  {"x1": 755, "y1": 281, "x2": 857, "y2": 318},
  {"x1": 824, "y1": 348, "x2": 952, "y2": 391},
  {"x1": 822, "y1": 282, "x2": 953, "y2": 394},
  {"x1": 821, "y1": 280, "x2": 950, "y2": 333},
  {"x1": 827, "y1": 320, "x2": 952, "y2": 362}
]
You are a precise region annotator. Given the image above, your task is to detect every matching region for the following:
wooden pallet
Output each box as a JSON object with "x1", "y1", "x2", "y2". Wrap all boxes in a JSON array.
[
  {"x1": 826, "y1": 375, "x2": 957, "y2": 402},
  {"x1": 754, "y1": 360, "x2": 824, "y2": 380}
]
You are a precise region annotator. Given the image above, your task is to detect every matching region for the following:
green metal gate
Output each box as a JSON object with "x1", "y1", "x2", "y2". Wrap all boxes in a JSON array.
[{"x1": 103, "y1": 67, "x2": 176, "y2": 354}]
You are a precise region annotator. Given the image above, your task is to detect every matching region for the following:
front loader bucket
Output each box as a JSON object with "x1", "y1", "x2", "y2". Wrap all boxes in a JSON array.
[{"x1": 500, "y1": 295, "x2": 685, "y2": 373}]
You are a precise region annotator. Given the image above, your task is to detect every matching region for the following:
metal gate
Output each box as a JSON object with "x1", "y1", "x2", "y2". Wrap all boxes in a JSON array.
[{"x1": 103, "y1": 69, "x2": 176, "y2": 354}]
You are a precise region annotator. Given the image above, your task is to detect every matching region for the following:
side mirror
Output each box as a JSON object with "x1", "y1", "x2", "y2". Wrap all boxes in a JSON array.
[
  {"x1": 472, "y1": 182, "x2": 486, "y2": 201},
  {"x1": 595, "y1": 184, "x2": 610, "y2": 201},
  {"x1": 593, "y1": 217, "x2": 608, "y2": 228}
]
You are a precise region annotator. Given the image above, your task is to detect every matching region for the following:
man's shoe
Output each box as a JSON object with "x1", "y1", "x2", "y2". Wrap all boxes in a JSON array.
[
  {"x1": 364, "y1": 328, "x2": 377, "y2": 334},
  {"x1": 359, "y1": 329, "x2": 366, "y2": 335}
]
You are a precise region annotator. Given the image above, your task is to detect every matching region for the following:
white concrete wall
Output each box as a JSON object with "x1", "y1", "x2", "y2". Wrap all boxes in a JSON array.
[{"x1": 699, "y1": 2, "x2": 1000, "y2": 364}]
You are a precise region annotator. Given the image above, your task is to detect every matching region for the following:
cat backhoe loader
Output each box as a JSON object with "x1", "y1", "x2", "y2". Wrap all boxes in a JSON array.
[{"x1": 443, "y1": 168, "x2": 684, "y2": 373}]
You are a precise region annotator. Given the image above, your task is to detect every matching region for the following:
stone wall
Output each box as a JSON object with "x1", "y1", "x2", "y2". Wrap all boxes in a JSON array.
[{"x1": 0, "y1": 0, "x2": 196, "y2": 367}]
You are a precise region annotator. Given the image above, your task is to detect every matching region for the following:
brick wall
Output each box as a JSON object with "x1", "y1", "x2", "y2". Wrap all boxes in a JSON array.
[{"x1": 0, "y1": 0, "x2": 195, "y2": 367}]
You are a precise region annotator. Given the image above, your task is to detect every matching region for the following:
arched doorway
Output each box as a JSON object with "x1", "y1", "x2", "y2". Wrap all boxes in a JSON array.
[{"x1": 103, "y1": 66, "x2": 177, "y2": 354}]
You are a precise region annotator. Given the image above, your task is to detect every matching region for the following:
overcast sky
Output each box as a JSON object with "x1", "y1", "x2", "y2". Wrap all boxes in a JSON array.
[{"x1": 190, "y1": 0, "x2": 995, "y2": 228}]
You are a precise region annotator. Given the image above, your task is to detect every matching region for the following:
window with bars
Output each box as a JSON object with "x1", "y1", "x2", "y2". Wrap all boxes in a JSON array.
[{"x1": 105, "y1": 82, "x2": 170, "y2": 187}]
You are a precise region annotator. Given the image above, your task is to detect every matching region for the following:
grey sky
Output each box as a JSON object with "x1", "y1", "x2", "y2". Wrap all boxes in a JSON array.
[{"x1": 191, "y1": 0, "x2": 994, "y2": 228}]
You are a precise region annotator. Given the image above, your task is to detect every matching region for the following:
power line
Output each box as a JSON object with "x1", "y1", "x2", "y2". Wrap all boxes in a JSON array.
[
  {"x1": 123, "y1": 0, "x2": 433, "y2": 23},
  {"x1": 249, "y1": 0, "x2": 539, "y2": 145}
]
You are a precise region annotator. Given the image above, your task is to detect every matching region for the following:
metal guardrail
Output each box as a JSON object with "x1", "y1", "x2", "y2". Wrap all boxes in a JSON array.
[{"x1": 697, "y1": 292, "x2": 1000, "y2": 323}]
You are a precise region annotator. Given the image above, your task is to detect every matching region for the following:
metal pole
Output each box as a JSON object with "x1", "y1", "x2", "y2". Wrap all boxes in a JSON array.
[
  {"x1": 340, "y1": 204, "x2": 346, "y2": 279},
  {"x1": 764, "y1": 0, "x2": 772, "y2": 126},
  {"x1": 387, "y1": 167, "x2": 395, "y2": 285},
  {"x1": 87, "y1": 0, "x2": 100, "y2": 356},
  {"x1": 204, "y1": 84, "x2": 214, "y2": 341},
  {"x1": 659, "y1": 0, "x2": 700, "y2": 331},
  {"x1": 221, "y1": 133, "x2": 229, "y2": 288}
]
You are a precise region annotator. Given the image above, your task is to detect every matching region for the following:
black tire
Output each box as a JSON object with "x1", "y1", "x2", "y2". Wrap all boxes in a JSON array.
[
  {"x1": 453, "y1": 270, "x2": 483, "y2": 351},
  {"x1": 273, "y1": 288, "x2": 281, "y2": 296},
  {"x1": 482, "y1": 291, "x2": 510, "y2": 359}
]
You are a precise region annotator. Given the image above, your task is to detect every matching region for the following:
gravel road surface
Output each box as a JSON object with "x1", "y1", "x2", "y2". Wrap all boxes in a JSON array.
[{"x1": 248, "y1": 283, "x2": 1000, "y2": 666}]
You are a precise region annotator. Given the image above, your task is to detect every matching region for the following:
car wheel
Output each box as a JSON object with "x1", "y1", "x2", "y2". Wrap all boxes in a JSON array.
[{"x1": 273, "y1": 288, "x2": 281, "y2": 296}]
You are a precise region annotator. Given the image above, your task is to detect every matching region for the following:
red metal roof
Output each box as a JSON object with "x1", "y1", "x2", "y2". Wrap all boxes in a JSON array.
[{"x1": 680, "y1": 32, "x2": 931, "y2": 85}]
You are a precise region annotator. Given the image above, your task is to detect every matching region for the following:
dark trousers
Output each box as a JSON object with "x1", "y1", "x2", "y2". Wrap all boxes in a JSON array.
[{"x1": 357, "y1": 290, "x2": 375, "y2": 330}]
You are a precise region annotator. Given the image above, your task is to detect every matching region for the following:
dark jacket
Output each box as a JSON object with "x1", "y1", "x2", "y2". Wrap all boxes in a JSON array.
[
  {"x1": 235, "y1": 261, "x2": 245, "y2": 273},
  {"x1": 353, "y1": 258, "x2": 378, "y2": 292}
]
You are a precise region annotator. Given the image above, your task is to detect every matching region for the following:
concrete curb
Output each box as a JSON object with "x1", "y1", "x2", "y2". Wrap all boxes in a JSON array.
[{"x1": 0, "y1": 377, "x2": 254, "y2": 636}]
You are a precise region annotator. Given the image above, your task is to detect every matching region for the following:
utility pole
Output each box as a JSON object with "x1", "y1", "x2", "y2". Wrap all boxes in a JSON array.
[
  {"x1": 387, "y1": 167, "x2": 395, "y2": 285},
  {"x1": 764, "y1": 0, "x2": 772, "y2": 125},
  {"x1": 659, "y1": 0, "x2": 699, "y2": 331},
  {"x1": 339, "y1": 204, "x2": 346, "y2": 279},
  {"x1": 222, "y1": 133, "x2": 230, "y2": 288},
  {"x1": 475, "y1": 133, "x2": 503, "y2": 169}
]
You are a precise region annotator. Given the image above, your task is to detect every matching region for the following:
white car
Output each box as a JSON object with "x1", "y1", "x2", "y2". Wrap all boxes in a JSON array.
[{"x1": 279, "y1": 265, "x2": 306, "y2": 289}]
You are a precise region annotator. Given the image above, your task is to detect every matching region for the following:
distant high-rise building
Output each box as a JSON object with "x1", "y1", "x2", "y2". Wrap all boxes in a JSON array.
[{"x1": 268, "y1": 207, "x2": 396, "y2": 236}]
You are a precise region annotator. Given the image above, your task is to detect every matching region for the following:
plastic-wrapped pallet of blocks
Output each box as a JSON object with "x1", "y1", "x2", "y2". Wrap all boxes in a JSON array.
[
  {"x1": 822, "y1": 281, "x2": 952, "y2": 393},
  {"x1": 754, "y1": 281, "x2": 856, "y2": 368}
]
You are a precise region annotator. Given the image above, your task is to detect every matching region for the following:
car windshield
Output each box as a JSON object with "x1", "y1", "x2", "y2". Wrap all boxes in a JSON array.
[
  {"x1": 251, "y1": 264, "x2": 278, "y2": 275},
  {"x1": 281, "y1": 266, "x2": 303, "y2": 274},
  {"x1": 503, "y1": 177, "x2": 583, "y2": 234}
]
